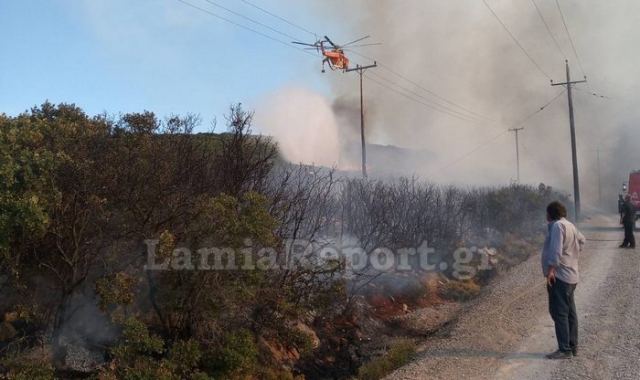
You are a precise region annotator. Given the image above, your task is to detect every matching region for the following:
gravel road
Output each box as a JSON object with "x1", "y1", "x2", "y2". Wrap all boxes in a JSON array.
[{"x1": 387, "y1": 214, "x2": 640, "y2": 380}]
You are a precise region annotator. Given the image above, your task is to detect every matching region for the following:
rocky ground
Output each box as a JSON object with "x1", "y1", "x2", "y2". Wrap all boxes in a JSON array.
[{"x1": 387, "y1": 214, "x2": 640, "y2": 380}]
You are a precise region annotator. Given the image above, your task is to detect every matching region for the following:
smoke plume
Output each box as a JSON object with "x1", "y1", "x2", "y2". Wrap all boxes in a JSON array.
[{"x1": 254, "y1": 87, "x2": 341, "y2": 168}]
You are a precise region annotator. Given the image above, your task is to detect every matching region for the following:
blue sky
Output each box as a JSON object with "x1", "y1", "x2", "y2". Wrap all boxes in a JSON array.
[{"x1": 0, "y1": 0, "x2": 339, "y2": 130}]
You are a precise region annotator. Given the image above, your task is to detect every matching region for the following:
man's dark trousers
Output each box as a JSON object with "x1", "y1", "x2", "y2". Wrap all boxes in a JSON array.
[
  {"x1": 623, "y1": 221, "x2": 636, "y2": 248},
  {"x1": 547, "y1": 279, "x2": 578, "y2": 353}
]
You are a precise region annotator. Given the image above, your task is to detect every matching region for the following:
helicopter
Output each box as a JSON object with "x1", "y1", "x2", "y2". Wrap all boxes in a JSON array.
[{"x1": 292, "y1": 35, "x2": 380, "y2": 73}]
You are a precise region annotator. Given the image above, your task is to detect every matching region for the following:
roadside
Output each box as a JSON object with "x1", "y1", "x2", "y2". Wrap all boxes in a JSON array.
[{"x1": 387, "y1": 214, "x2": 640, "y2": 380}]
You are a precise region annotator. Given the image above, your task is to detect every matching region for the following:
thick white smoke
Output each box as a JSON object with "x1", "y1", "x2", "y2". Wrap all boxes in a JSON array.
[{"x1": 254, "y1": 87, "x2": 341, "y2": 168}]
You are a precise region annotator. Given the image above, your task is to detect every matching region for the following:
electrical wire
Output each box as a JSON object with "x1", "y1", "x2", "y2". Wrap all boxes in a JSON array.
[
  {"x1": 239, "y1": 0, "x2": 317, "y2": 38},
  {"x1": 482, "y1": 0, "x2": 552, "y2": 80},
  {"x1": 365, "y1": 71, "x2": 495, "y2": 125},
  {"x1": 350, "y1": 51, "x2": 497, "y2": 123},
  {"x1": 554, "y1": 0, "x2": 586, "y2": 78},
  {"x1": 436, "y1": 130, "x2": 510, "y2": 173},
  {"x1": 202, "y1": 0, "x2": 299, "y2": 41},
  {"x1": 530, "y1": 0, "x2": 567, "y2": 61},
  {"x1": 512, "y1": 89, "x2": 567, "y2": 129},
  {"x1": 363, "y1": 73, "x2": 504, "y2": 129},
  {"x1": 436, "y1": 89, "x2": 566, "y2": 172},
  {"x1": 175, "y1": 0, "x2": 316, "y2": 58},
  {"x1": 573, "y1": 85, "x2": 612, "y2": 100},
  {"x1": 553, "y1": 1, "x2": 613, "y2": 103}
]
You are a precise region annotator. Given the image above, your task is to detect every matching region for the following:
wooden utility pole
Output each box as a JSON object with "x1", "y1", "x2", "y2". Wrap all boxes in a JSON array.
[
  {"x1": 508, "y1": 127, "x2": 524, "y2": 183},
  {"x1": 346, "y1": 62, "x2": 377, "y2": 178},
  {"x1": 597, "y1": 147, "x2": 602, "y2": 207},
  {"x1": 551, "y1": 60, "x2": 587, "y2": 221}
]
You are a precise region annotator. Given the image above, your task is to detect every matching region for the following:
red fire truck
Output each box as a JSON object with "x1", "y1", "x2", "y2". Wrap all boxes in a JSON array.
[{"x1": 624, "y1": 171, "x2": 640, "y2": 217}]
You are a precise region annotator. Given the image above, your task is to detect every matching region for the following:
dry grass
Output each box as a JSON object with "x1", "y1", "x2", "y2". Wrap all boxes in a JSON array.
[{"x1": 439, "y1": 280, "x2": 481, "y2": 301}]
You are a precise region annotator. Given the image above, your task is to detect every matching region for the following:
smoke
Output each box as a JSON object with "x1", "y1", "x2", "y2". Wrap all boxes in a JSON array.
[
  {"x1": 260, "y1": 1, "x2": 640, "y2": 209},
  {"x1": 254, "y1": 87, "x2": 341, "y2": 168}
]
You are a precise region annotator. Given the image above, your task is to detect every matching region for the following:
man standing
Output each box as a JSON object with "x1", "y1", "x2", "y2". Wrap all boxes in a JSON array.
[
  {"x1": 542, "y1": 201, "x2": 585, "y2": 359},
  {"x1": 619, "y1": 194, "x2": 636, "y2": 249}
]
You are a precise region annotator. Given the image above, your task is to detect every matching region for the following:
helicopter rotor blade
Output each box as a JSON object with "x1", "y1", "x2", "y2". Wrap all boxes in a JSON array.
[
  {"x1": 292, "y1": 41, "x2": 318, "y2": 47},
  {"x1": 341, "y1": 35, "x2": 371, "y2": 47},
  {"x1": 342, "y1": 43, "x2": 382, "y2": 49},
  {"x1": 323, "y1": 35, "x2": 338, "y2": 48}
]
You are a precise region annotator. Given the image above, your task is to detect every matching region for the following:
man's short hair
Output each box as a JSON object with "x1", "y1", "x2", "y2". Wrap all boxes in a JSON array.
[{"x1": 547, "y1": 201, "x2": 567, "y2": 220}]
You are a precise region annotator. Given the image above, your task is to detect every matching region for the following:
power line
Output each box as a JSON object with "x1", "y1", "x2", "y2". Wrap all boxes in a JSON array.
[
  {"x1": 554, "y1": 0, "x2": 586, "y2": 78},
  {"x1": 436, "y1": 89, "x2": 566, "y2": 172},
  {"x1": 573, "y1": 86, "x2": 612, "y2": 100},
  {"x1": 554, "y1": 0, "x2": 611, "y2": 103},
  {"x1": 175, "y1": 0, "x2": 315, "y2": 57},
  {"x1": 512, "y1": 89, "x2": 566, "y2": 129},
  {"x1": 436, "y1": 130, "x2": 510, "y2": 173},
  {"x1": 530, "y1": 0, "x2": 567, "y2": 61},
  {"x1": 365, "y1": 71, "x2": 494, "y2": 124},
  {"x1": 350, "y1": 51, "x2": 496, "y2": 122},
  {"x1": 482, "y1": 0, "x2": 552, "y2": 80},
  {"x1": 202, "y1": 0, "x2": 299, "y2": 41},
  {"x1": 239, "y1": 0, "x2": 317, "y2": 38},
  {"x1": 363, "y1": 73, "x2": 501, "y2": 128}
]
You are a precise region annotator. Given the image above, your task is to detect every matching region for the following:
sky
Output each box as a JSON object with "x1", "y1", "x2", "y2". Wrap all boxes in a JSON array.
[{"x1": 0, "y1": 0, "x2": 336, "y2": 127}]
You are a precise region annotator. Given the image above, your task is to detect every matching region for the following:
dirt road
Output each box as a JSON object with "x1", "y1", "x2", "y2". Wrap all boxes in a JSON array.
[{"x1": 388, "y1": 214, "x2": 640, "y2": 380}]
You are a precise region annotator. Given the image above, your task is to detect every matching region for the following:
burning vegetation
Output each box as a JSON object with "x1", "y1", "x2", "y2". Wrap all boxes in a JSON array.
[{"x1": 0, "y1": 103, "x2": 568, "y2": 379}]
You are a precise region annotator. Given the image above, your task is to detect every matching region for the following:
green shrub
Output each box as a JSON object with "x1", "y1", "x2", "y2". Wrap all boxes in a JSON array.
[
  {"x1": 203, "y1": 329, "x2": 258, "y2": 376},
  {"x1": 114, "y1": 318, "x2": 164, "y2": 357}
]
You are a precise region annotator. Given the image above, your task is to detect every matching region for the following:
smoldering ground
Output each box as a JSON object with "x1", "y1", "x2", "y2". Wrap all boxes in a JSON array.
[{"x1": 254, "y1": 0, "x2": 640, "y2": 210}]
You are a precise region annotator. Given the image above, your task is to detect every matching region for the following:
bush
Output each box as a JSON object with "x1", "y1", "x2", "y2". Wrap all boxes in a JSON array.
[
  {"x1": 112, "y1": 318, "x2": 164, "y2": 360},
  {"x1": 357, "y1": 338, "x2": 416, "y2": 380},
  {"x1": 204, "y1": 329, "x2": 258, "y2": 376},
  {"x1": 95, "y1": 272, "x2": 136, "y2": 312},
  {"x1": 167, "y1": 339, "x2": 202, "y2": 377}
]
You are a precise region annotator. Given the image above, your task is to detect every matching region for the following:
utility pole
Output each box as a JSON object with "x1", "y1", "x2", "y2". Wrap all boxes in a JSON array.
[
  {"x1": 597, "y1": 147, "x2": 602, "y2": 207},
  {"x1": 508, "y1": 127, "x2": 524, "y2": 183},
  {"x1": 346, "y1": 62, "x2": 377, "y2": 178},
  {"x1": 551, "y1": 60, "x2": 587, "y2": 221}
]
